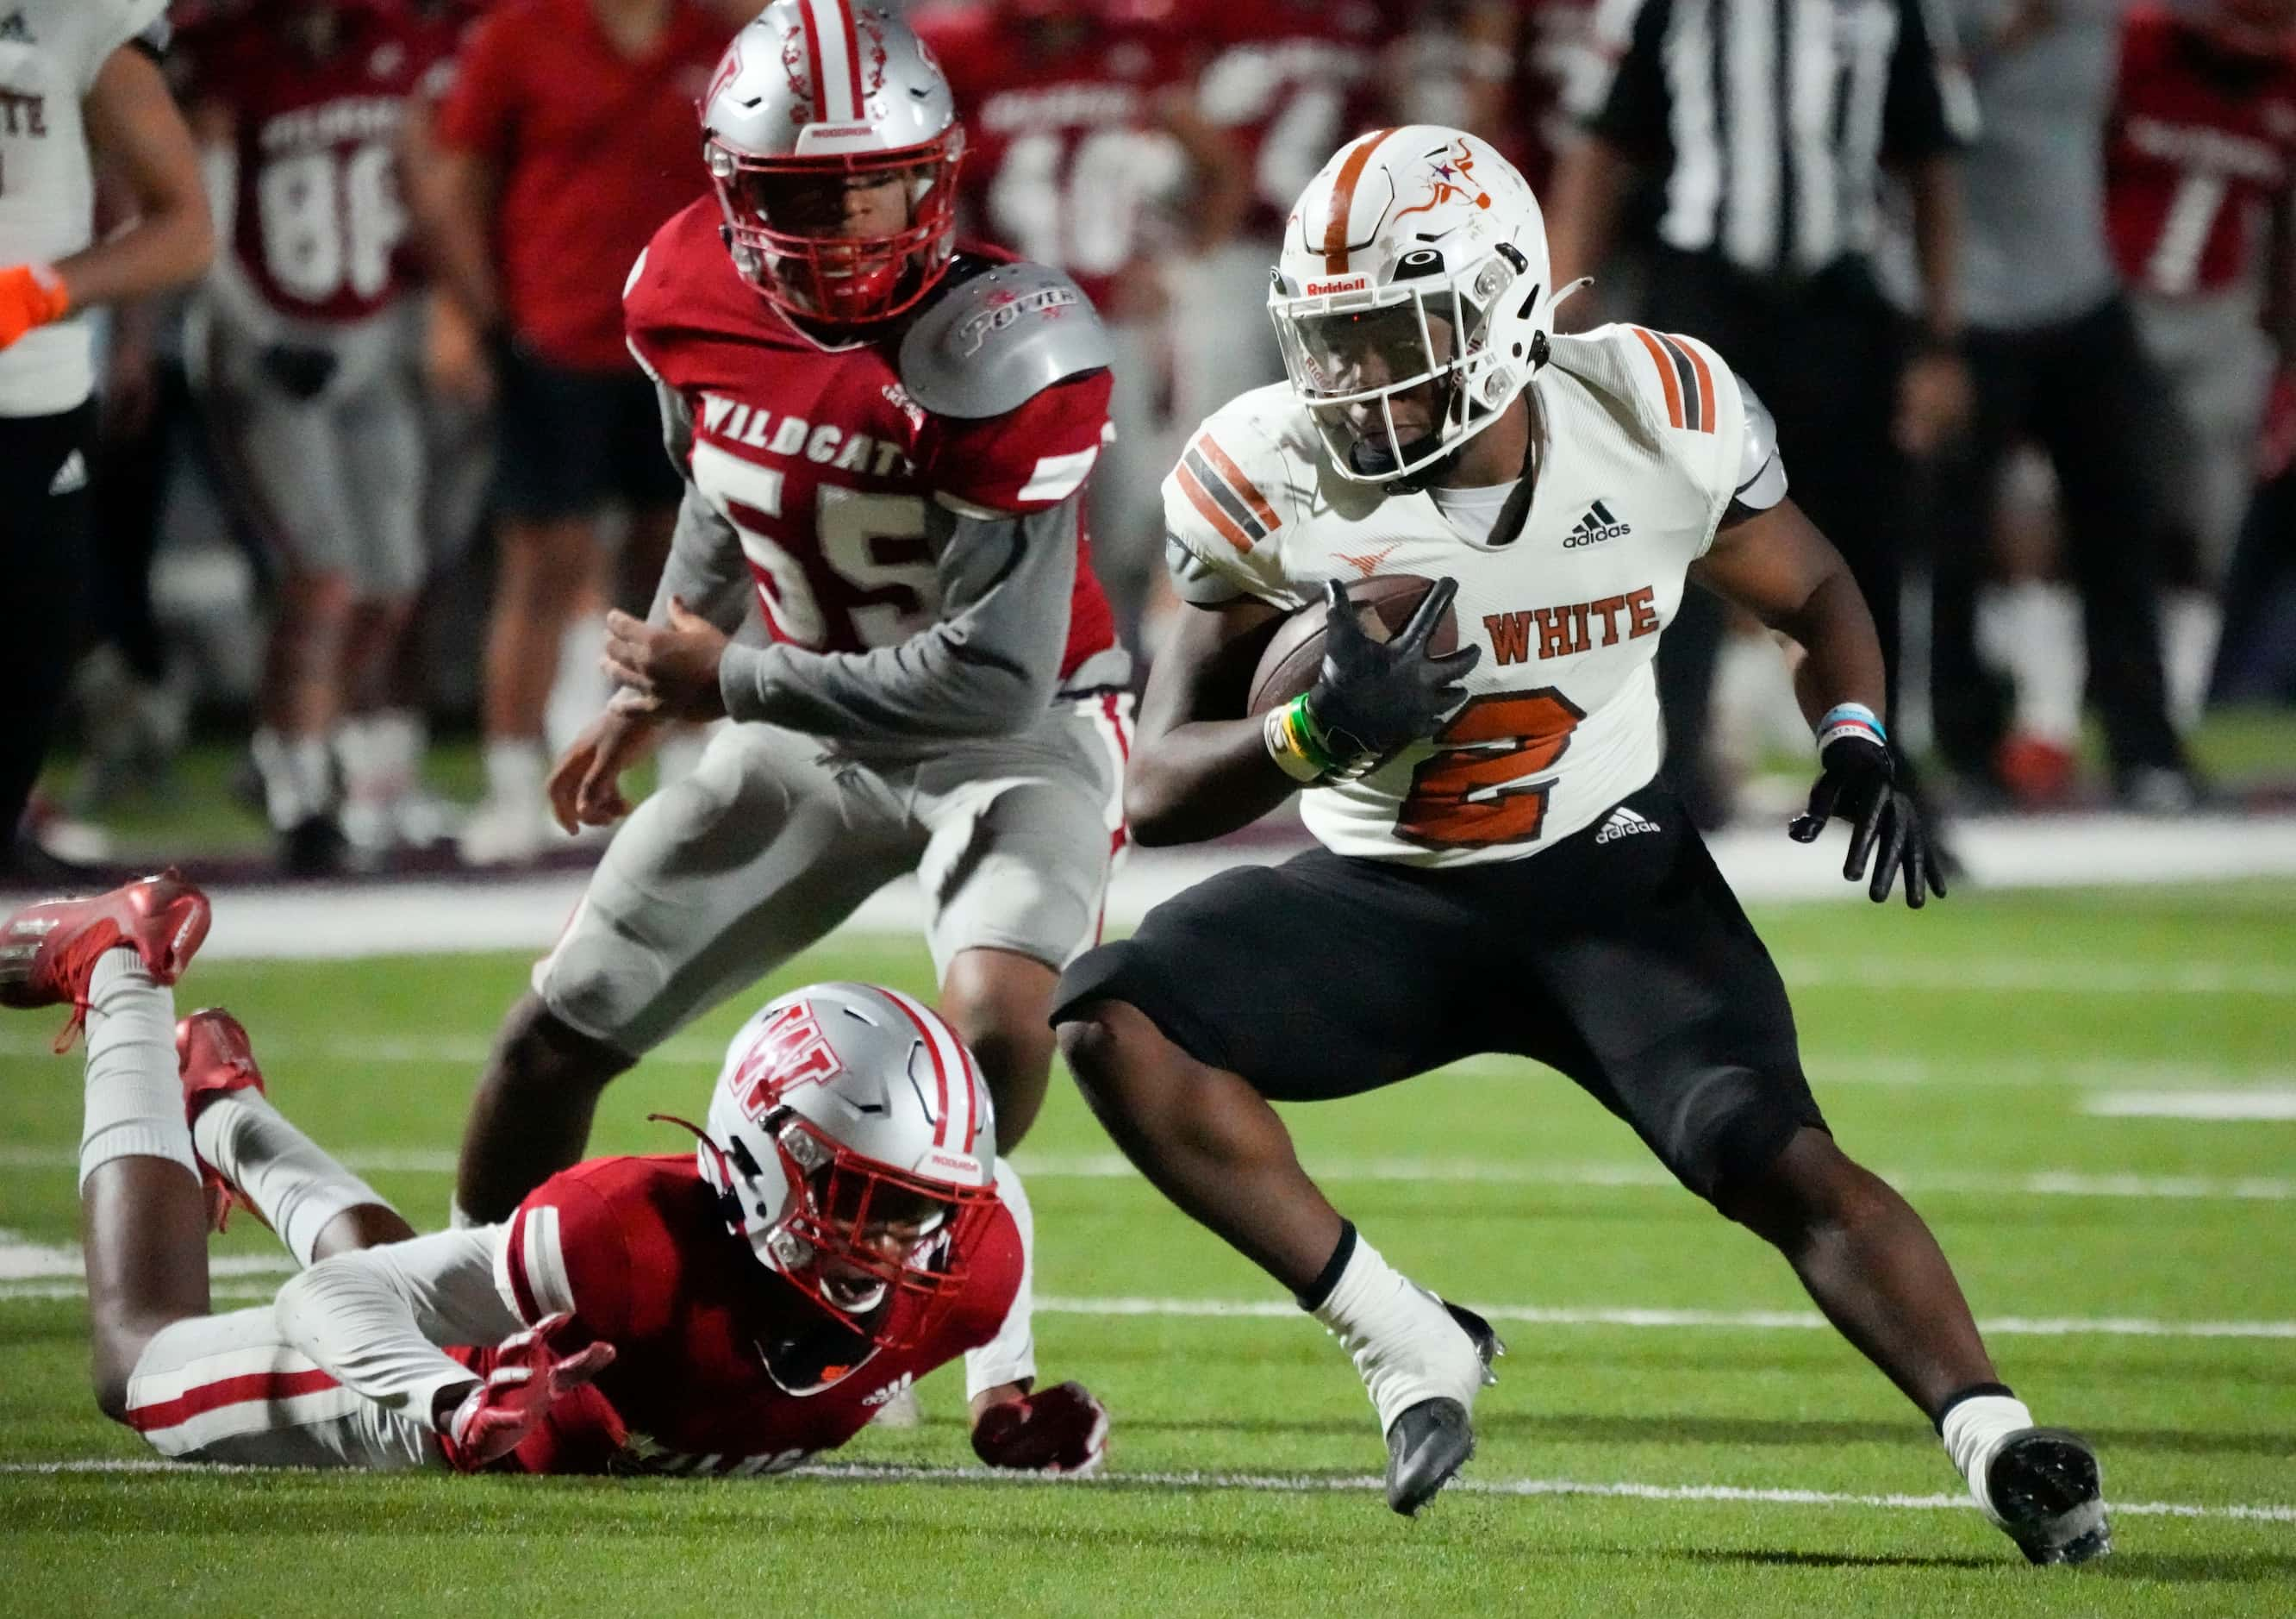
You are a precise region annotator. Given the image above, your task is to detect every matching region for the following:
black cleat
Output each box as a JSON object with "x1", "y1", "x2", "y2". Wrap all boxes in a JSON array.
[
  {"x1": 1987, "y1": 1428, "x2": 2112, "y2": 1566},
  {"x1": 1385, "y1": 1396, "x2": 1474, "y2": 1516}
]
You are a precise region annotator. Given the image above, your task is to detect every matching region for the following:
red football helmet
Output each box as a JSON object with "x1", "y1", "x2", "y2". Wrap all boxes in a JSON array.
[{"x1": 700, "y1": 0, "x2": 965, "y2": 325}]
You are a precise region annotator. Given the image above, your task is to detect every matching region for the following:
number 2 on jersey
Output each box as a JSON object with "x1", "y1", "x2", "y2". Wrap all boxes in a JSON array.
[{"x1": 1397, "y1": 689, "x2": 1586, "y2": 850}]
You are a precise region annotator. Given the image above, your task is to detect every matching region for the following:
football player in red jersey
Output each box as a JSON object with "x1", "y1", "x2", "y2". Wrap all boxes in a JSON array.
[
  {"x1": 2, "y1": 874, "x2": 1107, "y2": 1477},
  {"x1": 2106, "y1": 0, "x2": 2296, "y2": 723},
  {"x1": 177, "y1": 1, "x2": 465, "y2": 873},
  {"x1": 452, "y1": 0, "x2": 1131, "y2": 1449}
]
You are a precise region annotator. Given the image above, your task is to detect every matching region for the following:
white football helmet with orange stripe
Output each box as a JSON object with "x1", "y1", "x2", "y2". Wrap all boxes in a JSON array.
[
  {"x1": 701, "y1": 0, "x2": 964, "y2": 324},
  {"x1": 1270, "y1": 126, "x2": 1563, "y2": 484},
  {"x1": 701, "y1": 982, "x2": 999, "y2": 1349}
]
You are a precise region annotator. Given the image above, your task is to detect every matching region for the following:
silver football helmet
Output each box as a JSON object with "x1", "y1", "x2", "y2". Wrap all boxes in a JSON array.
[
  {"x1": 699, "y1": 0, "x2": 964, "y2": 323},
  {"x1": 701, "y1": 982, "x2": 998, "y2": 1351}
]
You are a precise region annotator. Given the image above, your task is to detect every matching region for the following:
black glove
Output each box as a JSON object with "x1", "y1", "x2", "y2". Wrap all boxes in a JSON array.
[
  {"x1": 1788, "y1": 734, "x2": 1947, "y2": 907},
  {"x1": 1307, "y1": 577, "x2": 1482, "y2": 764},
  {"x1": 257, "y1": 342, "x2": 340, "y2": 402}
]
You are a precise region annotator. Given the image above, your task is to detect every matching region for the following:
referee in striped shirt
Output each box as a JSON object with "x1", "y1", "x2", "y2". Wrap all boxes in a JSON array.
[{"x1": 1546, "y1": 0, "x2": 1976, "y2": 827}]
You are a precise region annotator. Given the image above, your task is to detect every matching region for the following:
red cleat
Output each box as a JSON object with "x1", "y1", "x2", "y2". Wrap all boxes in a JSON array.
[
  {"x1": 175, "y1": 1008, "x2": 269, "y2": 1235},
  {"x1": 0, "y1": 870, "x2": 211, "y2": 1053}
]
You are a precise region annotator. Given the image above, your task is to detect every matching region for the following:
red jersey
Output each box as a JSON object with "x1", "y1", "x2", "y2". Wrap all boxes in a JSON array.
[
  {"x1": 433, "y1": 0, "x2": 733, "y2": 371},
  {"x1": 2108, "y1": 9, "x2": 2296, "y2": 297},
  {"x1": 1189, "y1": 0, "x2": 1397, "y2": 240},
  {"x1": 914, "y1": 1, "x2": 1198, "y2": 316},
  {"x1": 625, "y1": 198, "x2": 1121, "y2": 679},
  {"x1": 462, "y1": 1155, "x2": 1022, "y2": 1477},
  {"x1": 183, "y1": 5, "x2": 456, "y2": 322}
]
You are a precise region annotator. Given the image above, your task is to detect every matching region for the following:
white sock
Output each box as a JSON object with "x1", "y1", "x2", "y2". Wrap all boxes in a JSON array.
[
  {"x1": 2003, "y1": 583, "x2": 2086, "y2": 743},
  {"x1": 545, "y1": 610, "x2": 615, "y2": 759},
  {"x1": 964, "y1": 1161, "x2": 1039, "y2": 1400},
  {"x1": 2162, "y1": 591, "x2": 2220, "y2": 734},
  {"x1": 78, "y1": 948, "x2": 198, "y2": 1191},
  {"x1": 190, "y1": 1092, "x2": 393, "y2": 1269},
  {"x1": 1307, "y1": 1228, "x2": 1481, "y2": 1432},
  {"x1": 481, "y1": 738, "x2": 546, "y2": 808},
  {"x1": 1942, "y1": 1391, "x2": 2036, "y2": 1519},
  {"x1": 252, "y1": 728, "x2": 337, "y2": 829}
]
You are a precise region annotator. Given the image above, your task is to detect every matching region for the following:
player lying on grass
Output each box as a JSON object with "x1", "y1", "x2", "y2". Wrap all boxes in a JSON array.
[
  {"x1": 1052, "y1": 127, "x2": 2108, "y2": 1559},
  {"x1": 0, "y1": 873, "x2": 1106, "y2": 1476}
]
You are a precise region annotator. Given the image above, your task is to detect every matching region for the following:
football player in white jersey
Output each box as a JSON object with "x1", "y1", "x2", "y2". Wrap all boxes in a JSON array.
[
  {"x1": 1051, "y1": 127, "x2": 2106, "y2": 1563},
  {"x1": 0, "y1": 0, "x2": 210, "y2": 878}
]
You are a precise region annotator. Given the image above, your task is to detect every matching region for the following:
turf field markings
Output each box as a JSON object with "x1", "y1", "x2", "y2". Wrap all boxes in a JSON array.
[
  {"x1": 1774, "y1": 957, "x2": 2296, "y2": 996},
  {"x1": 3, "y1": 1147, "x2": 2293, "y2": 1202},
  {"x1": 2083, "y1": 1090, "x2": 2296, "y2": 1122},
  {"x1": 3, "y1": 1268, "x2": 2292, "y2": 1338},
  {"x1": 6, "y1": 1031, "x2": 2287, "y2": 1090},
  {"x1": 3, "y1": 1457, "x2": 2288, "y2": 1523}
]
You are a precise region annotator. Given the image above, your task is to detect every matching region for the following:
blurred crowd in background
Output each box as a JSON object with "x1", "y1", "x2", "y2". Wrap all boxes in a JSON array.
[{"x1": 22, "y1": 0, "x2": 2296, "y2": 879}]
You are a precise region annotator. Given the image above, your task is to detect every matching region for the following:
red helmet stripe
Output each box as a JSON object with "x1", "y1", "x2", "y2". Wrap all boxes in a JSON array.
[
  {"x1": 801, "y1": 0, "x2": 863, "y2": 122},
  {"x1": 880, "y1": 988, "x2": 956, "y2": 1148},
  {"x1": 1322, "y1": 128, "x2": 1397, "y2": 274}
]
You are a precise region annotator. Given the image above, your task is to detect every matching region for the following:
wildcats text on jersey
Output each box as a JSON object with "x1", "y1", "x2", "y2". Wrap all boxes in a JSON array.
[{"x1": 695, "y1": 392, "x2": 914, "y2": 478}]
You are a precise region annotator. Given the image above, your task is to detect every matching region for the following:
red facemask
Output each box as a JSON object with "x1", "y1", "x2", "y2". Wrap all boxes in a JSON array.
[{"x1": 708, "y1": 132, "x2": 965, "y2": 327}]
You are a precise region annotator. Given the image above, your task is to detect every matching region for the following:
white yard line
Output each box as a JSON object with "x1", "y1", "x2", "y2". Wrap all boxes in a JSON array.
[
  {"x1": 3, "y1": 1148, "x2": 2291, "y2": 1203},
  {"x1": 1, "y1": 1455, "x2": 2287, "y2": 1523},
  {"x1": 8, "y1": 816, "x2": 2293, "y2": 963},
  {"x1": 0, "y1": 1260, "x2": 2287, "y2": 1339},
  {"x1": 1, "y1": 1148, "x2": 2290, "y2": 1201},
  {"x1": 2085, "y1": 1090, "x2": 2296, "y2": 1122}
]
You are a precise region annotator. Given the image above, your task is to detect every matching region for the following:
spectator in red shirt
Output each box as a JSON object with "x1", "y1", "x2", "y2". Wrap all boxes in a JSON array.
[{"x1": 413, "y1": 0, "x2": 737, "y2": 865}]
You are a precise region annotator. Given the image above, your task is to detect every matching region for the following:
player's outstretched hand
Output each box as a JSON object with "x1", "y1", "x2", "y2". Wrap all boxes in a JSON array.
[
  {"x1": 970, "y1": 1381, "x2": 1109, "y2": 1476},
  {"x1": 1307, "y1": 577, "x2": 1481, "y2": 766},
  {"x1": 1788, "y1": 734, "x2": 1947, "y2": 907},
  {"x1": 442, "y1": 1313, "x2": 615, "y2": 1472},
  {"x1": 548, "y1": 705, "x2": 665, "y2": 833},
  {"x1": 0, "y1": 264, "x2": 71, "y2": 353},
  {"x1": 602, "y1": 597, "x2": 731, "y2": 722}
]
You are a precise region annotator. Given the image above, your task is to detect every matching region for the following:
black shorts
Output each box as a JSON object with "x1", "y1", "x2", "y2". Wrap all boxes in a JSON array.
[
  {"x1": 491, "y1": 340, "x2": 681, "y2": 522},
  {"x1": 1052, "y1": 782, "x2": 1825, "y2": 1204},
  {"x1": 0, "y1": 403, "x2": 97, "y2": 835}
]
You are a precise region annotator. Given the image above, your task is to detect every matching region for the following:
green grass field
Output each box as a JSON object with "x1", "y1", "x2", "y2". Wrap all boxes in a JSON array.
[{"x1": 3, "y1": 884, "x2": 2293, "y2": 1616}]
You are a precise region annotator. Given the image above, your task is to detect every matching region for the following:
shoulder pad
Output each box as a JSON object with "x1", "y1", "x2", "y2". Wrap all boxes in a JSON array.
[
  {"x1": 898, "y1": 260, "x2": 1113, "y2": 421},
  {"x1": 1734, "y1": 377, "x2": 1788, "y2": 509}
]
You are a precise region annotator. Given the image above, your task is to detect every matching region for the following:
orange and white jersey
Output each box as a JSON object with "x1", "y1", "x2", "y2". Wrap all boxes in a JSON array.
[{"x1": 1164, "y1": 322, "x2": 1765, "y2": 866}]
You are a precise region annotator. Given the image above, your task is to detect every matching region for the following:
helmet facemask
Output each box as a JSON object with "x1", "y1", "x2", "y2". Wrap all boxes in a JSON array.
[
  {"x1": 747, "y1": 1108, "x2": 999, "y2": 1353},
  {"x1": 1272, "y1": 247, "x2": 1532, "y2": 484},
  {"x1": 707, "y1": 131, "x2": 964, "y2": 327}
]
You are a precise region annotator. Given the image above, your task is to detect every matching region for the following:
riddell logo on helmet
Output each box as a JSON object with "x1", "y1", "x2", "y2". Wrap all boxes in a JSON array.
[
  {"x1": 1305, "y1": 276, "x2": 1369, "y2": 296},
  {"x1": 926, "y1": 1151, "x2": 982, "y2": 1178},
  {"x1": 803, "y1": 121, "x2": 876, "y2": 137}
]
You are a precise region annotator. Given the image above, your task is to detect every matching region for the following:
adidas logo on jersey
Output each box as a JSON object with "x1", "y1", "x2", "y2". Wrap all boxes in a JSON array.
[
  {"x1": 862, "y1": 1372, "x2": 915, "y2": 1409},
  {"x1": 0, "y1": 11, "x2": 31, "y2": 44},
  {"x1": 1565, "y1": 500, "x2": 1631, "y2": 548},
  {"x1": 1595, "y1": 805, "x2": 1660, "y2": 845}
]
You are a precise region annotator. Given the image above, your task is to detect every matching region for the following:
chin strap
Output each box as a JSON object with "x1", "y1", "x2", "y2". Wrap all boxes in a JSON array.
[{"x1": 648, "y1": 1112, "x2": 747, "y2": 1230}]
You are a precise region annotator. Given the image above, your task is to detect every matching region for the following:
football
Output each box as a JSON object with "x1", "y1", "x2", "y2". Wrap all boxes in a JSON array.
[{"x1": 1245, "y1": 574, "x2": 1461, "y2": 715}]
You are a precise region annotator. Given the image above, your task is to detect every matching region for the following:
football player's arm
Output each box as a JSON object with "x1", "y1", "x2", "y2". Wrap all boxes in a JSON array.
[
  {"x1": 408, "y1": 18, "x2": 514, "y2": 334},
  {"x1": 642, "y1": 387, "x2": 754, "y2": 638},
  {"x1": 1124, "y1": 584, "x2": 1293, "y2": 847},
  {"x1": 273, "y1": 1228, "x2": 527, "y2": 1433},
  {"x1": 1545, "y1": 0, "x2": 1670, "y2": 313},
  {"x1": 9, "y1": 43, "x2": 213, "y2": 341},
  {"x1": 710, "y1": 491, "x2": 1083, "y2": 739},
  {"x1": 1693, "y1": 498, "x2": 1887, "y2": 732}
]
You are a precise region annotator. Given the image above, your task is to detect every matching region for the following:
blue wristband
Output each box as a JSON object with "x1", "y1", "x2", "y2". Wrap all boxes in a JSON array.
[{"x1": 1817, "y1": 703, "x2": 1887, "y2": 753}]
